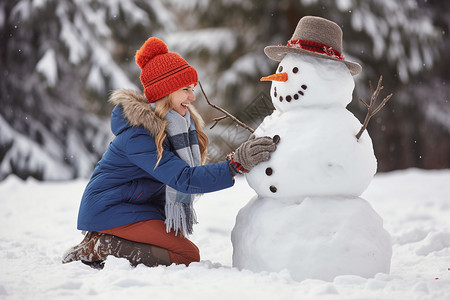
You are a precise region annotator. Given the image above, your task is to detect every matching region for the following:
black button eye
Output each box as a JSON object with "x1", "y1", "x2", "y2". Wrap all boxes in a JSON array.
[
  {"x1": 278, "y1": 66, "x2": 283, "y2": 72},
  {"x1": 292, "y1": 67, "x2": 298, "y2": 73}
]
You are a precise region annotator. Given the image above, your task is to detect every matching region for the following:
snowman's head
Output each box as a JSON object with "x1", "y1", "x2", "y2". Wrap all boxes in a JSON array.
[{"x1": 262, "y1": 53, "x2": 355, "y2": 112}]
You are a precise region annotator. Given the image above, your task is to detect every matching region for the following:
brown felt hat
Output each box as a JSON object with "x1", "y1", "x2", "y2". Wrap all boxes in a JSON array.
[{"x1": 264, "y1": 16, "x2": 362, "y2": 76}]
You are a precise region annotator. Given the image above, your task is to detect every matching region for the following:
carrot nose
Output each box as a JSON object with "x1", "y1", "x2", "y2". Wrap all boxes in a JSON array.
[{"x1": 260, "y1": 72, "x2": 288, "y2": 82}]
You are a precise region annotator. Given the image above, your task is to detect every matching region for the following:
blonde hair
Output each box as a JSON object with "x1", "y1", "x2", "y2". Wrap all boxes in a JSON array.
[{"x1": 154, "y1": 94, "x2": 209, "y2": 168}]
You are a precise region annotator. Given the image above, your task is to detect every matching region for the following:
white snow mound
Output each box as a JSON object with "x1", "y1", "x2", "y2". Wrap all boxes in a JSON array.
[{"x1": 231, "y1": 196, "x2": 392, "y2": 282}]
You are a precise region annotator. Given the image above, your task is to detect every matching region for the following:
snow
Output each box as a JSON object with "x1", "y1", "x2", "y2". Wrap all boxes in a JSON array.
[
  {"x1": 220, "y1": 52, "x2": 272, "y2": 88},
  {"x1": 0, "y1": 169, "x2": 449, "y2": 299},
  {"x1": 10, "y1": 1, "x2": 31, "y2": 20},
  {"x1": 89, "y1": 42, "x2": 137, "y2": 90},
  {"x1": 347, "y1": 0, "x2": 439, "y2": 82},
  {"x1": 0, "y1": 115, "x2": 73, "y2": 180},
  {"x1": 165, "y1": 28, "x2": 237, "y2": 55},
  {"x1": 104, "y1": 0, "x2": 153, "y2": 27},
  {"x1": 0, "y1": 4, "x2": 5, "y2": 28},
  {"x1": 56, "y1": 0, "x2": 137, "y2": 89},
  {"x1": 36, "y1": 48, "x2": 58, "y2": 87},
  {"x1": 58, "y1": 17, "x2": 87, "y2": 65},
  {"x1": 86, "y1": 65, "x2": 105, "y2": 93},
  {"x1": 31, "y1": 0, "x2": 49, "y2": 9},
  {"x1": 232, "y1": 196, "x2": 391, "y2": 281}
]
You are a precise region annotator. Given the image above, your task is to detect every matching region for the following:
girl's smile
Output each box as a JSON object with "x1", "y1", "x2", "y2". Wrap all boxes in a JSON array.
[{"x1": 171, "y1": 84, "x2": 196, "y2": 116}]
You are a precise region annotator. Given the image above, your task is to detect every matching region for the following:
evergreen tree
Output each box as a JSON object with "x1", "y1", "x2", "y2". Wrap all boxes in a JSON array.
[
  {"x1": 1, "y1": 0, "x2": 447, "y2": 181},
  {"x1": 165, "y1": 0, "x2": 448, "y2": 171},
  {"x1": 0, "y1": 0, "x2": 173, "y2": 180}
]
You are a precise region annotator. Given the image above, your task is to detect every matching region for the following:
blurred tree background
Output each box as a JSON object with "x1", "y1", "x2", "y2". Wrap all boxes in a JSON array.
[{"x1": 0, "y1": 0, "x2": 449, "y2": 181}]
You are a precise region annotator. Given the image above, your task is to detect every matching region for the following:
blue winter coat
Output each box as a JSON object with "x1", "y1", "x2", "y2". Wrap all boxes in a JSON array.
[{"x1": 77, "y1": 90, "x2": 235, "y2": 231}]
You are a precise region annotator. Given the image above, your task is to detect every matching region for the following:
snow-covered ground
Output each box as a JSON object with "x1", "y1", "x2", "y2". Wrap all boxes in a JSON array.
[{"x1": 0, "y1": 168, "x2": 449, "y2": 299}]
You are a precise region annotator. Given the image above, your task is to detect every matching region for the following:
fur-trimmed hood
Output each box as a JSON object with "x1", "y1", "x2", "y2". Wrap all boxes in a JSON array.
[{"x1": 108, "y1": 89, "x2": 204, "y2": 137}]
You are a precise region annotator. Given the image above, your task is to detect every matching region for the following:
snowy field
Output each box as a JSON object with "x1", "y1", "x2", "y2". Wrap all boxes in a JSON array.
[{"x1": 1, "y1": 168, "x2": 449, "y2": 299}]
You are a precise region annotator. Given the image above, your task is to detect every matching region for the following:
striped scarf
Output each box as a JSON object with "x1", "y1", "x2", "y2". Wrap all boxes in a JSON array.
[{"x1": 162, "y1": 108, "x2": 201, "y2": 236}]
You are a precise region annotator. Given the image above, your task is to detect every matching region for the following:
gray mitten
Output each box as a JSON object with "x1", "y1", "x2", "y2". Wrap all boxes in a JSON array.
[{"x1": 231, "y1": 135, "x2": 277, "y2": 172}]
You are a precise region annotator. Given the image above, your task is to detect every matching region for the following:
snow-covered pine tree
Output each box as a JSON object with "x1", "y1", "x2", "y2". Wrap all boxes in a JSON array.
[
  {"x1": 0, "y1": 0, "x2": 174, "y2": 180},
  {"x1": 319, "y1": 0, "x2": 448, "y2": 171},
  {"x1": 164, "y1": 0, "x2": 448, "y2": 170}
]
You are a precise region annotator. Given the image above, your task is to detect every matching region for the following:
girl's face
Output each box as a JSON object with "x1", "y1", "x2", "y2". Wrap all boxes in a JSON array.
[{"x1": 170, "y1": 84, "x2": 196, "y2": 116}]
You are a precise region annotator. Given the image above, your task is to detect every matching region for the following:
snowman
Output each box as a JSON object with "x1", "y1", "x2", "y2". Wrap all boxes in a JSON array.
[{"x1": 231, "y1": 16, "x2": 392, "y2": 282}]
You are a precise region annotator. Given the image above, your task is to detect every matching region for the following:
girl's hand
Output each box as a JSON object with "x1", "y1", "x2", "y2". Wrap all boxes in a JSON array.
[{"x1": 229, "y1": 135, "x2": 278, "y2": 173}]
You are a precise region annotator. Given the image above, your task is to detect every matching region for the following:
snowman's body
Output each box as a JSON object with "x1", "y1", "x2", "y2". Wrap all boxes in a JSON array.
[
  {"x1": 231, "y1": 54, "x2": 392, "y2": 281},
  {"x1": 246, "y1": 108, "x2": 375, "y2": 199}
]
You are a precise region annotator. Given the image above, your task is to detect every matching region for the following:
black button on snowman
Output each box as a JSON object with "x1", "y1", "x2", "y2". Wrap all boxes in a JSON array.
[
  {"x1": 267, "y1": 135, "x2": 280, "y2": 193},
  {"x1": 231, "y1": 16, "x2": 392, "y2": 282}
]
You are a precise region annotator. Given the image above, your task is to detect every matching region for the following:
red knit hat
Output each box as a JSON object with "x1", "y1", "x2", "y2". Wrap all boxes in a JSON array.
[{"x1": 135, "y1": 37, "x2": 198, "y2": 103}]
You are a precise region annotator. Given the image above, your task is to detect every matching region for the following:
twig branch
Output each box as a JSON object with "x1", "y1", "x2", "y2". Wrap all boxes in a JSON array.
[
  {"x1": 356, "y1": 75, "x2": 393, "y2": 140},
  {"x1": 198, "y1": 81, "x2": 255, "y2": 133},
  {"x1": 210, "y1": 115, "x2": 227, "y2": 130}
]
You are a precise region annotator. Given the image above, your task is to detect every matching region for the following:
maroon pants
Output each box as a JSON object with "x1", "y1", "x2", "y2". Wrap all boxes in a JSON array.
[{"x1": 99, "y1": 220, "x2": 200, "y2": 266}]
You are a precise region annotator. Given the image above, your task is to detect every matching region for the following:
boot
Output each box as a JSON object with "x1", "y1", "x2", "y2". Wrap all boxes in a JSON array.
[
  {"x1": 62, "y1": 232, "x2": 109, "y2": 264},
  {"x1": 62, "y1": 232, "x2": 171, "y2": 269},
  {"x1": 99, "y1": 234, "x2": 172, "y2": 267}
]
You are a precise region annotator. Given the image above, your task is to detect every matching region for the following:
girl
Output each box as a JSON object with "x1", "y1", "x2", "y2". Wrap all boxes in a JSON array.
[{"x1": 62, "y1": 37, "x2": 276, "y2": 269}]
